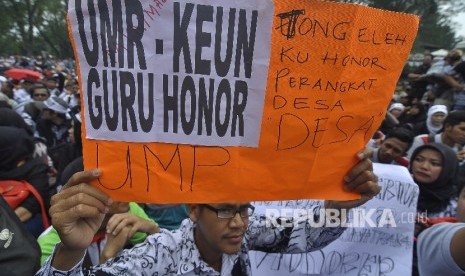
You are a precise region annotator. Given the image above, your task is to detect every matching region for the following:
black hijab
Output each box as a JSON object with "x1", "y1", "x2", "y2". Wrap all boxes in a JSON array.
[
  {"x1": 409, "y1": 143, "x2": 458, "y2": 214},
  {"x1": 0, "y1": 126, "x2": 34, "y2": 171},
  {"x1": 399, "y1": 102, "x2": 427, "y2": 126},
  {"x1": 0, "y1": 107, "x2": 33, "y2": 135}
]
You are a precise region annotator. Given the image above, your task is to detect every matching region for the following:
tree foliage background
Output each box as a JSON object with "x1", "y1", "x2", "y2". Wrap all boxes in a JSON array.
[{"x1": 0, "y1": 0, "x2": 463, "y2": 58}]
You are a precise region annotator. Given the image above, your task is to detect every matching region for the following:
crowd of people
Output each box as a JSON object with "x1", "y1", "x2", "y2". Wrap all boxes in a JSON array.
[
  {"x1": 0, "y1": 48, "x2": 464, "y2": 275},
  {"x1": 367, "y1": 48, "x2": 465, "y2": 275}
]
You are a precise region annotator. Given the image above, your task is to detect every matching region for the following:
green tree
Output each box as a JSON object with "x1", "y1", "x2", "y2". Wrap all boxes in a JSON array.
[
  {"x1": 35, "y1": 0, "x2": 73, "y2": 58},
  {"x1": 370, "y1": 0, "x2": 463, "y2": 49},
  {"x1": 333, "y1": 0, "x2": 464, "y2": 49},
  {"x1": 0, "y1": 0, "x2": 462, "y2": 58},
  {"x1": 0, "y1": 0, "x2": 71, "y2": 58}
]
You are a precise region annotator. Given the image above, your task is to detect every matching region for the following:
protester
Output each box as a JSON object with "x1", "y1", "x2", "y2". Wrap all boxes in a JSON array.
[
  {"x1": 36, "y1": 150, "x2": 380, "y2": 275},
  {"x1": 31, "y1": 83, "x2": 50, "y2": 102},
  {"x1": 410, "y1": 143, "x2": 460, "y2": 276},
  {"x1": 0, "y1": 126, "x2": 50, "y2": 237},
  {"x1": 0, "y1": 107, "x2": 52, "y2": 169},
  {"x1": 58, "y1": 78, "x2": 79, "y2": 108},
  {"x1": 410, "y1": 143, "x2": 459, "y2": 218},
  {"x1": 46, "y1": 111, "x2": 82, "y2": 185},
  {"x1": 13, "y1": 78, "x2": 34, "y2": 105},
  {"x1": 407, "y1": 53, "x2": 433, "y2": 102},
  {"x1": 1, "y1": 80, "x2": 15, "y2": 100},
  {"x1": 378, "y1": 107, "x2": 402, "y2": 134},
  {"x1": 34, "y1": 96, "x2": 70, "y2": 148},
  {"x1": 398, "y1": 102, "x2": 427, "y2": 128},
  {"x1": 44, "y1": 76, "x2": 61, "y2": 97},
  {"x1": 412, "y1": 104, "x2": 448, "y2": 136},
  {"x1": 38, "y1": 157, "x2": 158, "y2": 267},
  {"x1": 368, "y1": 127, "x2": 415, "y2": 167},
  {"x1": 407, "y1": 110, "x2": 465, "y2": 162},
  {"x1": 388, "y1": 102, "x2": 405, "y2": 118}
]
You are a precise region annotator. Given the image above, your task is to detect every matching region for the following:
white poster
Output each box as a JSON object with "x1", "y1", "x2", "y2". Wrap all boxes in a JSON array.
[
  {"x1": 251, "y1": 163, "x2": 419, "y2": 275},
  {"x1": 68, "y1": 0, "x2": 273, "y2": 147}
]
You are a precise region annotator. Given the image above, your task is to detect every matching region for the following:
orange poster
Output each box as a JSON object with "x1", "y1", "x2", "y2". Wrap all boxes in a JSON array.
[{"x1": 67, "y1": 0, "x2": 419, "y2": 203}]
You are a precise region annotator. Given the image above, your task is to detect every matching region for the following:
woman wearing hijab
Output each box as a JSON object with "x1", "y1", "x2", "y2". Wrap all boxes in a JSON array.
[
  {"x1": 378, "y1": 102, "x2": 404, "y2": 134},
  {"x1": 0, "y1": 107, "x2": 52, "y2": 168},
  {"x1": 410, "y1": 143, "x2": 459, "y2": 218},
  {"x1": 412, "y1": 105, "x2": 448, "y2": 136},
  {"x1": 398, "y1": 102, "x2": 427, "y2": 129},
  {"x1": 0, "y1": 126, "x2": 50, "y2": 238},
  {"x1": 410, "y1": 143, "x2": 461, "y2": 276}
]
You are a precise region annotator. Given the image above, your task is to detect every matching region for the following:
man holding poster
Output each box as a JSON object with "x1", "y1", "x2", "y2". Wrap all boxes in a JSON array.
[{"x1": 37, "y1": 150, "x2": 379, "y2": 275}]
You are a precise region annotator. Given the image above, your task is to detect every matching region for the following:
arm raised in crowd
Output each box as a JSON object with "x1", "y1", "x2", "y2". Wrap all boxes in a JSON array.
[{"x1": 48, "y1": 169, "x2": 112, "y2": 270}]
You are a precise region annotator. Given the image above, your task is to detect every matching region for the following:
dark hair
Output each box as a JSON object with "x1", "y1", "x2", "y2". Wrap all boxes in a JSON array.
[
  {"x1": 443, "y1": 110, "x2": 465, "y2": 130},
  {"x1": 32, "y1": 83, "x2": 48, "y2": 90},
  {"x1": 385, "y1": 127, "x2": 415, "y2": 150},
  {"x1": 411, "y1": 102, "x2": 426, "y2": 114}
]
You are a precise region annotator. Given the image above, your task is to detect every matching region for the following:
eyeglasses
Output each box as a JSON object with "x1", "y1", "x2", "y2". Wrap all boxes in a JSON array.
[
  {"x1": 33, "y1": 93, "x2": 48, "y2": 98},
  {"x1": 202, "y1": 204, "x2": 255, "y2": 219}
]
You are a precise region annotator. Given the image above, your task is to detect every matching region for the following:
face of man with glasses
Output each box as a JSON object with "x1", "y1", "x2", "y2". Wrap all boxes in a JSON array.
[{"x1": 188, "y1": 203, "x2": 254, "y2": 262}]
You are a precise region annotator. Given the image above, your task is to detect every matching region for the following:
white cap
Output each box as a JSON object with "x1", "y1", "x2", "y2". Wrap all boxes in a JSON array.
[
  {"x1": 35, "y1": 96, "x2": 69, "y2": 114},
  {"x1": 388, "y1": 103, "x2": 405, "y2": 112}
]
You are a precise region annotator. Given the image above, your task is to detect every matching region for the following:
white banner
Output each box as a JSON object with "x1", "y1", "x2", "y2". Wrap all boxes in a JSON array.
[
  {"x1": 251, "y1": 163, "x2": 419, "y2": 275},
  {"x1": 68, "y1": 0, "x2": 273, "y2": 147}
]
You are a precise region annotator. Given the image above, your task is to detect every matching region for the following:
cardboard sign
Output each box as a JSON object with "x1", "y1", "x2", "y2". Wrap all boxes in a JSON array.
[
  {"x1": 250, "y1": 163, "x2": 419, "y2": 275},
  {"x1": 68, "y1": 0, "x2": 419, "y2": 203}
]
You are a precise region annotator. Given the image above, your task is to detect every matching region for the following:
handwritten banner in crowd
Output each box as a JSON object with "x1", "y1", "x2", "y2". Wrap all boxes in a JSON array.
[
  {"x1": 68, "y1": 0, "x2": 419, "y2": 202},
  {"x1": 250, "y1": 164, "x2": 419, "y2": 275}
]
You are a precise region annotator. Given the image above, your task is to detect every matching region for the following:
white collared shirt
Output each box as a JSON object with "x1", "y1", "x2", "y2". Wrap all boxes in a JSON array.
[{"x1": 37, "y1": 208, "x2": 345, "y2": 275}]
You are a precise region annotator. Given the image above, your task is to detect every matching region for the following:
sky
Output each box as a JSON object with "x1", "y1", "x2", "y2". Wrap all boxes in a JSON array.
[{"x1": 451, "y1": 12, "x2": 465, "y2": 38}]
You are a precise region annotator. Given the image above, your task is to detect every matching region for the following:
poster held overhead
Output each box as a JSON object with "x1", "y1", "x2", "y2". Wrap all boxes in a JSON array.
[{"x1": 67, "y1": 0, "x2": 419, "y2": 203}]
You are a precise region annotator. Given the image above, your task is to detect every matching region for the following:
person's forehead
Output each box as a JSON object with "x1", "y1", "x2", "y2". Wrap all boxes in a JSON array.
[
  {"x1": 384, "y1": 137, "x2": 407, "y2": 146},
  {"x1": 417, "y1": 148, "x2": 441, "y2": 157}
]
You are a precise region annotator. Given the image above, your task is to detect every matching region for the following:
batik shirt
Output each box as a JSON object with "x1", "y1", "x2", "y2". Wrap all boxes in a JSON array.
[{"x1": 37, "y1": 207, "x2": 345, "y2": 275}]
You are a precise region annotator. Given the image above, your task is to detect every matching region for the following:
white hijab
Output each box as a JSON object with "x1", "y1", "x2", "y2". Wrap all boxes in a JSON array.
[{"x1": 426, "y1": 105, "x2": 448, "y2": 134}]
